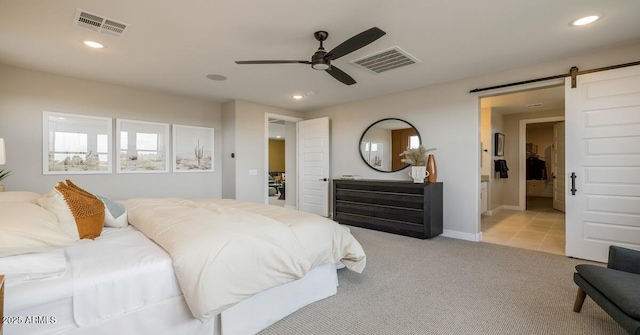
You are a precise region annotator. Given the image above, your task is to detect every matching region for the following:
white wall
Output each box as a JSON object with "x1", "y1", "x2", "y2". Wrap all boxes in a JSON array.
[
  {"x1": 0, "y1": 65, "x2": 222, "y2": 200},
  {"x1": 304, "y1": 41, "x2": 640, "y2": 241},
  {"x1": 221, "y1": 101, "x2": 236, "y2": 199}
]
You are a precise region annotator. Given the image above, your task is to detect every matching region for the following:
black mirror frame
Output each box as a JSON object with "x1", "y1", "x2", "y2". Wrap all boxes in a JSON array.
[{"x1": 358, "y1": 117, "x2": 421, "y2": 173}]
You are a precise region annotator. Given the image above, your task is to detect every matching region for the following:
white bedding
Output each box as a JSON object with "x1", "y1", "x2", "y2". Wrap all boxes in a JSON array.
[
  {"x1": 121, "y1": 198, "x2": 366, "y2": 322},
  {"x1": 65, "y1": 226, "x2": 181, "y2": 326}
]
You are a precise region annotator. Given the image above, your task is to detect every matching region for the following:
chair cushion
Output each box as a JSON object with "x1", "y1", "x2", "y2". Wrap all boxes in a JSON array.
[{"x1": 576, "y1": 264, "x2": 640, "y2": 319}]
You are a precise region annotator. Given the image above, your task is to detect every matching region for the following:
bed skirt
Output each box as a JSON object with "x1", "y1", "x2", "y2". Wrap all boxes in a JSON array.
[{"x1": 5, "y1": 263, "x2": 338, "y2": 335}]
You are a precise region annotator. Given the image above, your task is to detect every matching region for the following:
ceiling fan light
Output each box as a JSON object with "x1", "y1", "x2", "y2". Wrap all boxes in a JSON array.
[{"x1": 312, "y1": 63, "x2": 330, "y2": 70}]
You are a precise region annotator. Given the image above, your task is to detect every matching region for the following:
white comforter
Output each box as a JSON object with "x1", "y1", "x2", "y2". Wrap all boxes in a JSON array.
[{"x1": 121, "y1": 198, "x2": 366, "y2": 322}]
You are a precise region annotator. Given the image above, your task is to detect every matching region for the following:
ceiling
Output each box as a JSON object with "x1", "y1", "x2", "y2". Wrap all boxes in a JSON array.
[
  {"x1": 1, "y1": 1, "x2": 639, "y2": 112},
  {"x1": 480, "y1": 85, "x2": 565, "y2": 115}
]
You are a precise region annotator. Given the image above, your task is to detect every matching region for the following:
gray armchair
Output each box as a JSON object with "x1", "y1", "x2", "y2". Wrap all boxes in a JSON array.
[{"x1": 573, "y1": 246, "x2": 640, "y2": 335}]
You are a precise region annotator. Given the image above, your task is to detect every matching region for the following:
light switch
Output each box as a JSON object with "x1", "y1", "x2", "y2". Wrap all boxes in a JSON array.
[{"x1": 248, "y1": 169, "x2": 258, "y2": 176}]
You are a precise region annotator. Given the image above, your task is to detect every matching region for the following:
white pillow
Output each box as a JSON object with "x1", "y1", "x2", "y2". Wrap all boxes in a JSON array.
[
  {"x1": 37, "y1": 188, "x2": 81, "y2": 240},
  {"x1": 99, "y1": 196, "x2": 128, "y2": 228},
  {"x1": 0, "y1": 249, "x2": 67, "y2": 287},
  {"x1": 0, "y1": 191, "x2": 42, "y2": 204},
  {"x1": 0, "y1": 202, "x2": 77, "y2": 257}
]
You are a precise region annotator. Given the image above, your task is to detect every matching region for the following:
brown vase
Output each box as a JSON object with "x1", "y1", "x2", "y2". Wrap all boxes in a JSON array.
[{"x1": 426, "y1": 154, "x2": 437, "y2": 183}]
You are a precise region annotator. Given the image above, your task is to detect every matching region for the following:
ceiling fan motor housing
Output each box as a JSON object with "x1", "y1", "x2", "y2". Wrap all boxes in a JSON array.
[{"x1": 311, "y1": 50, "x2": 330, "y2": 70}]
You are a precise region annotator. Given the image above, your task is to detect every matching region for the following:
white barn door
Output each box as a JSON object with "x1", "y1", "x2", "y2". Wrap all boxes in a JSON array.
[
  {"x1": 297, "y1": 117, "x2": 330, "y2": 216},
  {"x1": 565, "y1": 65, "x2": 640, "y2": 262}
]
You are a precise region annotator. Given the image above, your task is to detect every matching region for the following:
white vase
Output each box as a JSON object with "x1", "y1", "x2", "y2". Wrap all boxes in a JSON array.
[{"x1": 409, "y1": 166, "x2": 429, "y2": 183}]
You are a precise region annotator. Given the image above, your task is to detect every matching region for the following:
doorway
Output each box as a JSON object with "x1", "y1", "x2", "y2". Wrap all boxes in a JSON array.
[
  {"x1": 479, "y1": 85, "x2": 566, "y2": 255},
  {"x1": 264, "y1": 114, "x2": 301, "y2": 209}
]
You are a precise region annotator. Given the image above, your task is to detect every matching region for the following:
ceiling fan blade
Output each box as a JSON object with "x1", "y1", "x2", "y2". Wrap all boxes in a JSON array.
[
  {"x1": 326, "y1": 65, "x2": 356, "y2": 85},
  {"x1": 324, "y1": 27, "x2": 386, "y2": 61},
  {"x1": 235, "y1": 60, "x2": 311, "y2": 65}
]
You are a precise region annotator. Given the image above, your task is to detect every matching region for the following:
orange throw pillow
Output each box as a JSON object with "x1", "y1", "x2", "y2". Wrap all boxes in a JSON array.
[{"x1": 55, "y1": 181, "x2": 105, "y2": 239}]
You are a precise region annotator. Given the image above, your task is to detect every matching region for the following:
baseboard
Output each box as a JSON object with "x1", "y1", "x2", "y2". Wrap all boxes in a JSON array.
[
  {"x1": 284, "y1": 204, "x2": 297, "y2": 210},
  {"x1": 442, "y1": 230, "x2": 482, "y2": 242},
  {"x1": 501, "y1": 205, "x2": 524, "y2": 211}
]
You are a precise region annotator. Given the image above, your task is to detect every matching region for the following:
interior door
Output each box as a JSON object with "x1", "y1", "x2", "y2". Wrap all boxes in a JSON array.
[
  {"x1": 297, "y1": 117, "x2": 330, "y2": 216},
  {"x1": 552, "y1": 122, "x2": 565, "y2": 212},
  {"x1": 565, "y1": 65, "x2": 640, "y2": 262}
]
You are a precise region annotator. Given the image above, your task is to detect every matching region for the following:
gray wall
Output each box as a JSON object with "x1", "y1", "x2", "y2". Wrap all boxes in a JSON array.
[
  {"x1": 305, "y1": 41, "x2": 640, "y2": 241},
  {"x1": 284, "y1": 121, "x2": 297, "y2": 208},
  {"x1": 221, "y1": 100, "x2": 303, "y2": 204},
  {"x1": 0, "y1": 65, "x2": 222, "y2": 200}
]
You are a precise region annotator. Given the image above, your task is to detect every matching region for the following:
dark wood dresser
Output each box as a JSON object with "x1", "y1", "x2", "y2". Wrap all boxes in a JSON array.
[{"x1": 333, "y1": 179, "x2": 443, "y2": 239}]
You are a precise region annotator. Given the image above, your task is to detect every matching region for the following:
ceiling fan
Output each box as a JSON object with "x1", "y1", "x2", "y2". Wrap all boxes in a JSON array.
[{"x1": 235, "y1": 27, "x2": 386, "y2": 85}]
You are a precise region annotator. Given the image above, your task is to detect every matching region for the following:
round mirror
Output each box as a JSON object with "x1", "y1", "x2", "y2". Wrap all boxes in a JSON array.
[{"x1": 359, "y1": 118, "x2": 421, "y2": 173}]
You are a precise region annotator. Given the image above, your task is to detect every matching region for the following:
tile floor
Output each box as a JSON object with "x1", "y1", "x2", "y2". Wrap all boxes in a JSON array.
[{"x1": 481, "y1": 196, "x2": 565, "y2": 255}]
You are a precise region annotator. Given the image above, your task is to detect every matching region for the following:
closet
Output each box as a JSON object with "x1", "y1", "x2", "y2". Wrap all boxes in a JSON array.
[{"x1": 525, "y1": 124, "x2": 554, "y2": 200}]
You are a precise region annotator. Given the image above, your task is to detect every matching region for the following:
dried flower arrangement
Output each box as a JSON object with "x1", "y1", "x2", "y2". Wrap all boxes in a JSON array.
[{"x1": 399, "y1": 145, "x2": 436, "y2": 166}]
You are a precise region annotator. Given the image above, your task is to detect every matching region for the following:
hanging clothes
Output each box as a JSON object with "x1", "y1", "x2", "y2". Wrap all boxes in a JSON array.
[
  {"x1": 526, "y1": 156, "x2": 547, "y2": 180},
  {"x1": 494, "y1": 159, "x2": 509, "y2": 178}
]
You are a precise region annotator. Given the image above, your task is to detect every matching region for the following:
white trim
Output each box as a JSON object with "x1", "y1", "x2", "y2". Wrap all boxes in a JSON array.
[
  {"x1": 264, "y1": 113, "x2": 303, "y2": 205},
  {"x1": 442, "y1": 229, "x2": 482, "y2": 242},
  {"x1": 518, "y1": 116, "x2": 564, "y2": 210}
]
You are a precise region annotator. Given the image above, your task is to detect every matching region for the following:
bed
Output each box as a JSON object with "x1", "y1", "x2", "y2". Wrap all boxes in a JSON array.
[{"x1": 0, "y1": 186, "x2": 366, "y2": 335}]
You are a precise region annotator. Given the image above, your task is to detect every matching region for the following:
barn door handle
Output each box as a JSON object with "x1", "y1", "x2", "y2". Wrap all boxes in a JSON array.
[{"x1": 570, "y1": 172, "x2": 577, "y2": 195}]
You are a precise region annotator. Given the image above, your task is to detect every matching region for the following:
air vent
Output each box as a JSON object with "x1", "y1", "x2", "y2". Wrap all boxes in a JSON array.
[
  {"x1": 73, "y1": 9, "x2": 130, "y2": 38},
  {"x1": 350, "y1": 46, "x2": 420, "y2": 74}
]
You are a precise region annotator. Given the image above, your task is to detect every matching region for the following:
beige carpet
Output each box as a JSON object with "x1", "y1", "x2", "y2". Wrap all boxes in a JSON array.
[{"x1": 259, "y1": 226, "x2": 626, "y2": 335}]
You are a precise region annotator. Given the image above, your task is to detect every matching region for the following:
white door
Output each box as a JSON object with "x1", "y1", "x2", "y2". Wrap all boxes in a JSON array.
[
  {"x1": 297, "y1": 117, "x2": 330, "y2": 216},
  {"x1": 552, "y1": 122, "x2": 565, "y2": 212},
  {"x1": 565, "y1": 65, "x2": 640, "y2": 262}
]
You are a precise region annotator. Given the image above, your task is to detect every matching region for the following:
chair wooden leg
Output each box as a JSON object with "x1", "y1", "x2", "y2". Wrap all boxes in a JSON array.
[{"x1": 573, "y1": 287, "x2": 587, "y2": 312}]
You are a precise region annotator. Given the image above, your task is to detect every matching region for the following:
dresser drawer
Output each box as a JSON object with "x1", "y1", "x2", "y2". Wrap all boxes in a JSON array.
[{"x1": 333, "y1": 180, "x2": 443, "y2": 239}]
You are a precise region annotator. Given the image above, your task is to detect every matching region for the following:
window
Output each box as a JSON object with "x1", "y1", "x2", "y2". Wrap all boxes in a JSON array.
[{"x1": 409, "y1": 135, "x2": 420, "y2": 149}]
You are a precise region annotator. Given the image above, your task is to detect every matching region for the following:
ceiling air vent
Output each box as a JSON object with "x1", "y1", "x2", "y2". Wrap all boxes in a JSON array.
[
  {"x1": 350, "y1": 46, "x2": 420, "y2": 74},
  {"x1": 73, "y1": 9, "x2": 130, "y2": 38}
]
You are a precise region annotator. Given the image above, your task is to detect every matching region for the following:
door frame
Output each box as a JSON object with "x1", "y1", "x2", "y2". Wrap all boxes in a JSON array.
[
  {"x1": 518, "y1": 116, "x2": 564, "y2": 210},
  {"x1": 264, "y1": 113, "x2": 303, "y2": 206}
]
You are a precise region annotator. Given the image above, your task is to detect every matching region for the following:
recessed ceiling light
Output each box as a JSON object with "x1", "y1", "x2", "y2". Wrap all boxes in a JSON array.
[
  {"x1": 292, "y1": 95, "x2": 304, "y2": 100},
  {"x1": 83, "y1": 40, "x2": 104, "y2": 48},
  {"x1": 571, "y1": 15, "x2": 600, "y2": 26},
  {"x1": 206, "y1": 74, "x2": 227, "y2": 81}
]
